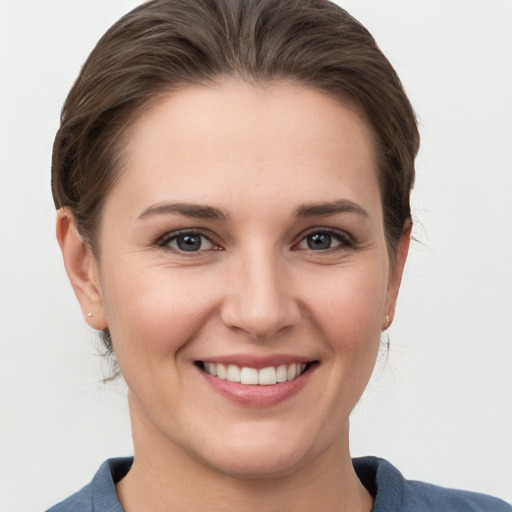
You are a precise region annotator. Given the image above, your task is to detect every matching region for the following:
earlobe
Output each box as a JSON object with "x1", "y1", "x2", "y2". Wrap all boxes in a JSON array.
[
  {"x1": 56, "y1": 208, "x2": 108, "y2": 330},
  {"x1": 384, "y1": 225, "x2": 411, "y2": 330}
]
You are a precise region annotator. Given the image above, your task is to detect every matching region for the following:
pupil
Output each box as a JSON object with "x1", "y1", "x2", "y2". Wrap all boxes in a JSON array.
[
  {"x1": 307, "y1": 233, "x2": 331, "y2": 250},
  {"x1": 177, "y1": 234, "x2": 201, "y2": 251}
]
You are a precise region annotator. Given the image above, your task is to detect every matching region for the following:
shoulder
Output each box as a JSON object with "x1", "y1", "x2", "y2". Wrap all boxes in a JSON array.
[
  {"x1": 353, "y1": 456, "x2": 511, "y2": 512},
  {"x1": 402, "y1": 479, "x2": 511, "y2": 512},
  {"x1": 46, "y1": 486, "x2": 93, "y2": 512},
  {"x1": 45, "y1": 458, "x2": 132, "y2": 512}
]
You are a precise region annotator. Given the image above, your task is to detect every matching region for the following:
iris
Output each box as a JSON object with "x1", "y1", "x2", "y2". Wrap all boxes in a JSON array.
[
  {"x1": 177, "y1": 234, "x2": 202, "y2": 251},
  {"x1": 307, "y1": 233, "x2": 332, "y2": 250}
]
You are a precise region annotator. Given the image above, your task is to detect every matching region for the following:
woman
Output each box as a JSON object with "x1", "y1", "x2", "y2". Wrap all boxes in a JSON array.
[{"x1": 44, "y1": 0, "x2": 510, "y2": 510}]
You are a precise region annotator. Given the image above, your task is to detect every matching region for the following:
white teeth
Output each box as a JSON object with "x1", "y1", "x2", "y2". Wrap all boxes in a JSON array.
[
  {"x1": 203, "y1": 361, "x2": 309, "y2": 385},
  {"x1": 216, "y1": 363, "x2": 227, "y2": 379},
  {"x1": 276, "y1": 364, "x2": 287, "y2": 383},
  {"x1": 207, "y1": 362, "x2": 217, "y2": 377},
  {"x1": 240, "y1": 367, "x2": 259, "y2": 385},
  {"x1": 226, "y1": 364, "x2": 241, "y2": 382},
  {"x1": 258, "y1": 366, "x2": 277, "y2": 385}
]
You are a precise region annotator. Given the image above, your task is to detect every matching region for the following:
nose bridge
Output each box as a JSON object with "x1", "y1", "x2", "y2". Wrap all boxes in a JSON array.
[{"x1": 221, "y1": 242, "x2": 299, "y2": 339}]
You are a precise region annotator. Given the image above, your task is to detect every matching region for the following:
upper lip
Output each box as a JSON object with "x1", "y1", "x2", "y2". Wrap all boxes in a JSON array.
[{"x1": 195, "y1": 354, "x2": 316, "y2": 369}]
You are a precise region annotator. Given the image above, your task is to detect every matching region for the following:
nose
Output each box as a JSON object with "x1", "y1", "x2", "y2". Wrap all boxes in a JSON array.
[{"x1": 220, "y1": 248, "x2": 301, "y2": 340}]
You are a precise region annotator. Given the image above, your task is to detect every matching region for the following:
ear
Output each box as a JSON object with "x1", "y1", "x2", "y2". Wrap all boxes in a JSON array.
[
  {"x1": 383, "y1": 224, "x2": 411, "y2": 330},
  {"x1": 56, "y1": 208, "x2": 108, "y2": 330}
]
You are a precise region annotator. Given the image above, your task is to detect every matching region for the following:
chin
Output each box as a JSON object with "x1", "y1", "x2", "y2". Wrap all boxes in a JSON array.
[
  {"x1": 185, "y1": 423, "x2": 325, "y2": 480},
  {"x1": 202, "y1": 445, "x2": 310, "y2": 480}
]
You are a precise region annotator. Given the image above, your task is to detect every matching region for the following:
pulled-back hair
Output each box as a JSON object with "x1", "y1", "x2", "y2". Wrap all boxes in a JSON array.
[{"x1": 52, "y1": 0, "x2": 419, "y2": 364}]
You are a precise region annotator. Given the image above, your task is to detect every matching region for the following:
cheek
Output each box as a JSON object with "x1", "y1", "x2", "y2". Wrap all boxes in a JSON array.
[
  {"x1": 100, "y1": 261, "x2": 221, "y2": 357},
  {"x1": 304, "y1": 261, "x2": 389, "y2": 345}
]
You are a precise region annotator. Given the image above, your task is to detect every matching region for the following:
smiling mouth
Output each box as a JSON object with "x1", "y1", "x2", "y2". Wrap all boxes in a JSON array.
[{"x1": 196, "y1": 361, "x2": 316, "y2": 385}]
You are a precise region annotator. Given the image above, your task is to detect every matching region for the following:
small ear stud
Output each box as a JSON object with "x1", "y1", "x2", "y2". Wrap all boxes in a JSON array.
[
  {"x1": 87, "y1": 312, "x2": 93, "y2": 318},
  {"x1": 385, "y1": 314, "x2": 390, "y2": 325}
]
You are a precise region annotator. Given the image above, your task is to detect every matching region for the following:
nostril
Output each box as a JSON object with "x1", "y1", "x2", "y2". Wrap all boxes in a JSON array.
[
  {"x1": 220, "y1": 305, "x2": 301, "y2": 341},
  {"x1": 218, "y1": 267, "x2": 301, "y2": 339}
]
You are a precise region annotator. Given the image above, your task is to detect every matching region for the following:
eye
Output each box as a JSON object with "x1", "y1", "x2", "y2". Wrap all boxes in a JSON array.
[
  {"x1": 158, "y1": 231, "x2": 218, "y2": 253},
  {"x1": 295, "y1": 229, "x2": 354, "y2": 251}
]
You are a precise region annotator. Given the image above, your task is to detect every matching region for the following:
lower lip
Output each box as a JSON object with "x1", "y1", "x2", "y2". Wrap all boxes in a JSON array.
[{"x1": 198, "y1": 365, "x2": 315, "y2": 407}]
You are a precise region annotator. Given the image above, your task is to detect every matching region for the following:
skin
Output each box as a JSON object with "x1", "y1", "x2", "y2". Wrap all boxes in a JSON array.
[{"x1": 58, "y1": 81, "x2": 409, "y2": 512}]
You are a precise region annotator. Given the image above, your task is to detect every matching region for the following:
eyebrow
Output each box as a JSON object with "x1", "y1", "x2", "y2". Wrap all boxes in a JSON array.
[
  {"x1": 138, "y1": 199, "x2": 368, "y2": 222},
  {"x1": 138, "y1": 202, "x2": 229, "y2": 221},
  {"x1": 293, "y1": 200, "x2": 369, "y2": 219}
]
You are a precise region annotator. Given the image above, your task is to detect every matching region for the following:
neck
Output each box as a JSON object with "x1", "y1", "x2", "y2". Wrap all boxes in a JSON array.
[{"x1": 117, "y1": 396, "x2": 373, "y2": 512}]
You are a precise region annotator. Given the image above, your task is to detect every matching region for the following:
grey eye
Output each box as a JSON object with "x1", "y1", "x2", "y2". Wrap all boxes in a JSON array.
[
  {"x1": 296, "y1": 229, "x2": 354, "y2": 252},
  {"x1": 306, "y1": 233, "x2": 332, "y2": 250},
  {"x1": 162, "y1": 232, "x2": 216, "y2": 252},
  {"x1": 176, "y1": 234, "x2": 203, "y2": 251}
]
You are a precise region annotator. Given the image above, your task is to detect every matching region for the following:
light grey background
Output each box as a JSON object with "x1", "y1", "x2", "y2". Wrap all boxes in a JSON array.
[{"x1": 1, "y1": 1, "x2": 511, "y2": 510}]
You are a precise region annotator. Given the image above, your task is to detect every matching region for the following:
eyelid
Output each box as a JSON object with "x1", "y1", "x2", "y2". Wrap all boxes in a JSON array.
[
  {"x1": 156, "y1": 228, "x2": 222, "y2": 252},
  {"x1": 293, "y1": 227, "x2": 356, "y2": 251},
  {"x1": 154, "y1": 226, "x2": 355, "y2": 253}
]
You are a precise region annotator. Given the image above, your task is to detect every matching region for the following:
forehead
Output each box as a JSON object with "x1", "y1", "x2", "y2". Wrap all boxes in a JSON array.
[
  {"x1": 108, "y1": 81, "x2": 381, "y2": 220},
  {"x1": 131, "y1": 80, "x2": 374, "y2": 162}
]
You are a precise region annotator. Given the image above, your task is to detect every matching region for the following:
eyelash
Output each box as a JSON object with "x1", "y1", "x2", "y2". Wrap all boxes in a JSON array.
[
  {"x1": 156, "y1": 229, "x2": 220, "y2": 256},
  {"x1": 156, "y1": 228, "x2": 356, "y2": 255},
  {"x1": 293, "y1": 228, "x2": 356, "y2": 252}
]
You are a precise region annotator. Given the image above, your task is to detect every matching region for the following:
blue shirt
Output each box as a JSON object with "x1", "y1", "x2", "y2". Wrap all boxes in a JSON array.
[{"x1": 46, "y1": 456, "x2": 511, "y2": 511}]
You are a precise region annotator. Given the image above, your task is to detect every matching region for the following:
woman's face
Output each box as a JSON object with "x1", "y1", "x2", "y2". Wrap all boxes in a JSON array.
[{"x1": 85, "y1": 81, "x2": 407, "y2": 477}]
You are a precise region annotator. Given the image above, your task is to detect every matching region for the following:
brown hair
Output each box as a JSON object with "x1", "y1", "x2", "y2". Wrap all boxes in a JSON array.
[{"x1": 52, "y1": 0, "x2": 419, "y2": 363}]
